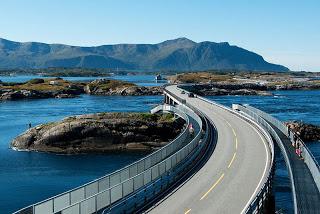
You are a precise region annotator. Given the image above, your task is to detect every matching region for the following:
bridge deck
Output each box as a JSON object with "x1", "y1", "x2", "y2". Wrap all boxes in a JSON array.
[
  {"x1": 148, "y1": 85, "x2": 272, "y2": 214},
  {"x1": 271, "y1": 124, "x2": 320, "y2": 214}
]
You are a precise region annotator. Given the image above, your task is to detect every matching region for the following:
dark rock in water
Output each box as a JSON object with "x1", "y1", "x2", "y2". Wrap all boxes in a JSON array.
[
  {"x1": 11, "y1": 112, "x2": 185, "y2": 154},
  {"x1": 0, "y1": 89, "x2": 51, "y2": 100},
  {"x1": 55, "y1": 93, "x2": 77, "y2": 99},
  {"x1": 285, "y1": 121, "x2": 320, "y2": 142}
]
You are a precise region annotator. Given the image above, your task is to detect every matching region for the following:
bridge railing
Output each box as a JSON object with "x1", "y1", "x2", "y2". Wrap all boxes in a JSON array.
[
  {"x1": 232, "y1": 104, "x2": 292, "y2": 213},
  {"x1": 104, "y1": 107, "x2": 210, "y2": 213},
  {"x1": 13, "y1": 105, "x2": 193, "y2": 214},
  {"x1": 167, "y1": 85, "x2": 276, "y2": 213},
  {"x1": 55, "y1": 104, "x2": 206, "y2": 214},
  {"x1": 244, "y1": 105, "x2": 320, "y2": 193}
]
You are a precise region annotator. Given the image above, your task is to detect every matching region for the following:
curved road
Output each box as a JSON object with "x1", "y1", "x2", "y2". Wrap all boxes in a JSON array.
[{"x1": 148, "y1": 85, "x2": 272, "y2": 214}]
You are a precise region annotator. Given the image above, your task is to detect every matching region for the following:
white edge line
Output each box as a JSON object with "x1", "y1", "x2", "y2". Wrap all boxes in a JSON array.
[{"x1": 239, "y1": 117, "x2": 271, "y2": 214}]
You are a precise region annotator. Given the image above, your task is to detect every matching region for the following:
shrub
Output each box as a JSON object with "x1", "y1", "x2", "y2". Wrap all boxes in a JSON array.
[{"x1": 27, "y1": 78, "x2": 45, "y2": 84}]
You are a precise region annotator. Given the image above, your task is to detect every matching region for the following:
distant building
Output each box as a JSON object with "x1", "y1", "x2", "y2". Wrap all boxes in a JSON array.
[{"x1": 49, "y1": 80, "x2": 60, "y2": 85}]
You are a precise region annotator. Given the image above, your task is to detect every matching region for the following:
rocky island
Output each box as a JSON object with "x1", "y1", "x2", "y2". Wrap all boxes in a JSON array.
[
  {"x1": 169, "y1": 71, "x2": 320, "y2": 96},
  {"x1": 0, "y1": 78, "x2": 163, "y2": 101},
  {"x1": 0, "y1": 78, "x2": 85, "y2": 100},
  {"x1": 11, "y1": 112, "x2": 185, "y2": 154},
  {"x1": 84, "y1": 79, "x2": 162, "y2": 96}
]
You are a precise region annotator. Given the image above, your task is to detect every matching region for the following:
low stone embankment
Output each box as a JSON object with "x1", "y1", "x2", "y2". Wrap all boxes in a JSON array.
[{"x1": 11, "y1": 112, "x2": 185, "y2": 154}]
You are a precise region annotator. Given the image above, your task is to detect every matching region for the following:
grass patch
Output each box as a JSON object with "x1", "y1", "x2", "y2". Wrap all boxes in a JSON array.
[
  {"x1": 170, "y1": 72, "x2": 233, "y2": 83},
  {"x1": 87, "y1": 79, "x2": 135, "y2": 91},
  {"x1": 0, "y1": 78, "x2": 84, "y2": 91}
]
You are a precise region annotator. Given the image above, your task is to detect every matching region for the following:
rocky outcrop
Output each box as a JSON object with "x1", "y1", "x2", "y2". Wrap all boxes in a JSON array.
[
  {"x1": 84, "y1": 79, "x2": 163, "y2": 96},
  {"x1": 0, "y1": 78, "x2": 84, "y2": 100},
  {"x1": 286, "y1": 121, "x2": 320, "y2": 142},
  {"x1": 0, "y1": 89, "x2": 52, "y2": 100},
  {"x1": 11, "y1": 112, "x2": 185, "y2": 154},
  {"x1": 182, "y1": 84, "x2": 272, "y2": 96},
  {"x1": 0, "y1": 78, "x2": 163, "y2": 101}
]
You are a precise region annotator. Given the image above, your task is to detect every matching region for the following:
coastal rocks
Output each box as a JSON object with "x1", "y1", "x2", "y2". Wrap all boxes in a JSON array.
[
  {"x1": 55, "y1": 93, "x2": 77, "y2": 99},
  {"x1": 11, "y1": 112, "x2": 185, "y2": 154},
  {"x1": 0, "y1": 89, "x2": 80, "y2": 100},
  {"x1": 286, "y1": 121, "x2": 320, "y2": 142},
  {"x1": 183, "y1": 84, "x2": 272, "y2": 96},
  {"x1": 0, "y1": 89, "x2": 51, "y2": 100},
  {"x1": 84, "y1": 79, "x2": 163, "y2": 96},
  {"x1": 0, "y1": 78, "x2": 84, "y2": 101}
]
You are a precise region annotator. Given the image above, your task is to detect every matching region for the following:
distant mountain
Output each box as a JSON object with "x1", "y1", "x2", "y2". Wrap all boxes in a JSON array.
[{"x1": 0, "y1": 37, "x2": 289, "y2": 71}]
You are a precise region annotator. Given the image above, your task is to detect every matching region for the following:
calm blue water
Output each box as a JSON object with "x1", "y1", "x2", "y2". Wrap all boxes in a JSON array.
[
  {"x1": 0, "y1": 75, "x2": 319, "y2": 214},
  {"x1": 0, "y1": 75, "x2": 164, "y2": 213},
  {"x1": 0, "y1": 95, "x2": 163, "y2": 213},
  {"x1": 207, "y1": 90, "x2": 320, "y2": 214}
]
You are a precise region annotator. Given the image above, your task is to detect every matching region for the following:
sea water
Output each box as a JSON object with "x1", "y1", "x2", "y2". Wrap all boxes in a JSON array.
[{"x1": 0, "y1": 75, "x2": 319, "y2": 213}]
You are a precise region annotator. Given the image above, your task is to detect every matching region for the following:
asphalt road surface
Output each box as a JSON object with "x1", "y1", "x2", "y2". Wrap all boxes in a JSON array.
[{"x1": 147, "y1": 85, "x2": 272, "y2": 214}]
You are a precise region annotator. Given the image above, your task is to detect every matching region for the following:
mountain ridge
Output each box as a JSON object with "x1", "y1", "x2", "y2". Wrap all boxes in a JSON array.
[{"x1": 0, "y1": 37, "x2": 289, "y2": 71}]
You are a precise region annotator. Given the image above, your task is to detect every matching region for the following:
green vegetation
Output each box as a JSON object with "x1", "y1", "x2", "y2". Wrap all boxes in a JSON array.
[
  {"x1": 169, "y1": 72, "x2": 234, "y2": 83},
  {"x1": 136, "y1": 113, "x2": 175, "y2": 122},
  {"x1": 92, "y1": 112, "x2": 175, "y2": 123},
  {"x1": 27, "y1": 78, "x2": 45, "y2": 84},
  {"x1": 39, "y1": 121, "x2": 57, "y2": 129},
  {"x1": 87, "y1": 79, "x2": 135, "y2": 91}
]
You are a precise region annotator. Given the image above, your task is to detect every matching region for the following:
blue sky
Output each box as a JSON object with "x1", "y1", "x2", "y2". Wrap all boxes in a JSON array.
[{"x1": 0, "y1": 0, "x2": 319, "y2": 71}]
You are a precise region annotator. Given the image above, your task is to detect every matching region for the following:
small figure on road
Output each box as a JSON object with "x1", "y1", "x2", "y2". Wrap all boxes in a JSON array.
[{"x1": 189, "y1": 123, "x2": 194, "y2": 136}]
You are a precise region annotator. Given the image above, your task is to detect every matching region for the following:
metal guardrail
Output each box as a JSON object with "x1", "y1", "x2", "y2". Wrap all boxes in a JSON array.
[
  {"x1": 232, "y1": 104, "x2": 289, "y2": 213},
  {"x1": 13, "y1": 105, "x2": 195, "y2": 214},
  {"x1": 55, "y1": 104, "x2": 205, "y2": 214},
  {"x1": 244, "y1": 105, "x2": 320, "y2": 194},
  {"x1": 104, "y1": 109, "x2": 211, "y2": 213}
]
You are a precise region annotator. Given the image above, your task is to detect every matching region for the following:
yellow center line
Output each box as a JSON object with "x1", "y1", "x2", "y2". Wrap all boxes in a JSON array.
[
  {"x1": 232, "y1": 128, "x2": 237, "y2": 138},
  {"x1": 200, "y1": 173, "x2": 225, "y2": 200},
  {"x1": 228, "y1": 152, "x2": 237, "y2": 168},
  {"x1": 184, "y1": 209, "x2": 191, "y2": 214},
  {"x1": 235, "y1": 137, "x2": 238, "y2": 149}
]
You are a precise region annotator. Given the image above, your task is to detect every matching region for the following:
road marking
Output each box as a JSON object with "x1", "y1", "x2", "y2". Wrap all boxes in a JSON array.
[
  {"x1": 228, "y1": 152, "x2": 237, "y2": 168},
  {"x1": 200, "y1": 173, "x2": 225, "y2": 200},
  {"x1": 209, "y1": 110, "x2": 238, "y2": 151},
  {"x1": 232, "y1": 128, "x2": 237, "y2": 138},
  {"x1": 235, "y1": 137, "x2": 238, "y2": 149},
  {"x1": 240, "y1": 122, "x2": 269, "y2": 214},
  {"x1": 184, "y1": 209, "x2": 191, "y2": 214}
]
